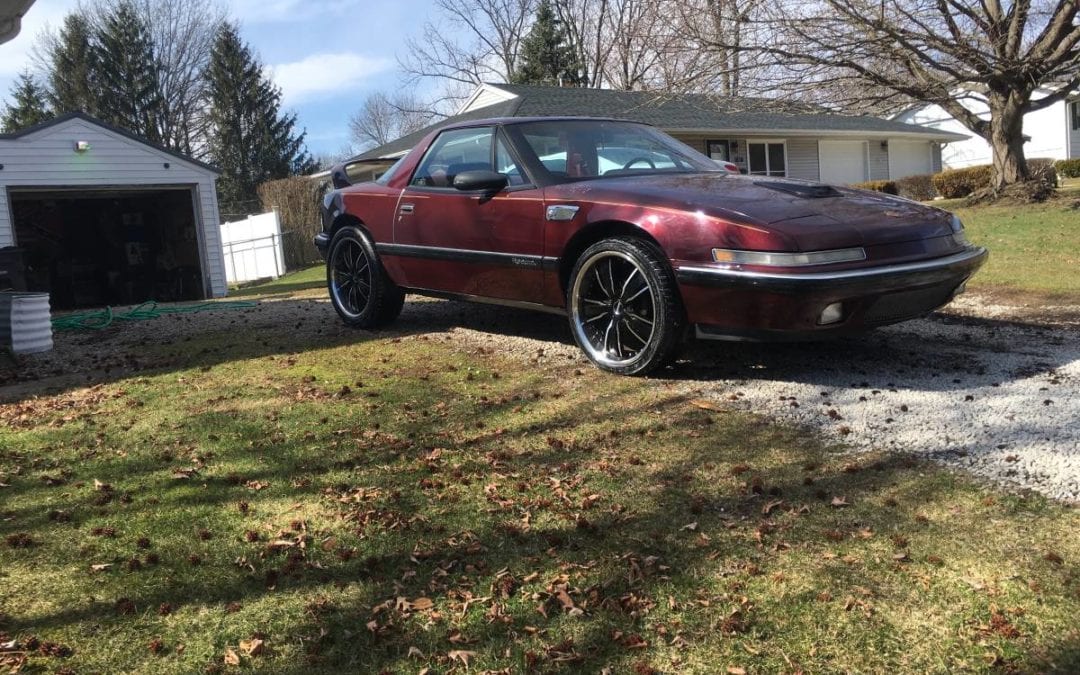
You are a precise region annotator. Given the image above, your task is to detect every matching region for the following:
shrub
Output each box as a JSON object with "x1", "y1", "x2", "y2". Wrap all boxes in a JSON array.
[
  {"x1": 257, "y1": 177, "x2": 324, "y2": 270},
  {"x1": 1028, "y1": 158, "x2": 1059, "y2": 188},
  {"x1": 931, "y1": 165, "x2": 992, "y2": 198},
  {"x1": 895, "y1": 174, "x2": 936, "y2": 201},
  {"x1": 850, "y1": 180, "x2": 899, "y2": 195},
  {"x1": 1054, "y1": 158, "x2": 1080, "y2": 178}
]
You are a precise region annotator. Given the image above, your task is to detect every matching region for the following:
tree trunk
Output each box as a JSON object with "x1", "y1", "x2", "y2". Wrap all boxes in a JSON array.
[{"x1": 986, "y1": 92, "x2": 1029, "y2": 189}]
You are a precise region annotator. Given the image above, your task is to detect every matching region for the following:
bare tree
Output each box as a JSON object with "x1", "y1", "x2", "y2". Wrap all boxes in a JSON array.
[
  {"x1": 399, "y1": 0, "x2": 535, "y2": 108},
  {"x1": 551, "y1": 0, "x2": 608, "y2": 87},
  {"x1": 349, "y1": 91, "x2": 438, "y2": 150},
  {"x1": 690, "y1": 0, "x2": 1080, "y2": 189}
]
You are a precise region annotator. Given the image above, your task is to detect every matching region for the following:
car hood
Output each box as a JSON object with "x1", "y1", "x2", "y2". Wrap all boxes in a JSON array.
[{"x1": 546, "y1": 173, "x2": 955, "y2": 251}]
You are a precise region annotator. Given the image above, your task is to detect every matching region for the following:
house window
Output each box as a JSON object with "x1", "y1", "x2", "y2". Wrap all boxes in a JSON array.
[
  {"x1": 1072, "y1": 101, "x2": 1080, "y2": 131},
  {"x1": 707, "y1": 140, "x2": 730, "y2": 162},
  {"x1": 747, "y1": 141, "x2": 786, "y2": 176}
]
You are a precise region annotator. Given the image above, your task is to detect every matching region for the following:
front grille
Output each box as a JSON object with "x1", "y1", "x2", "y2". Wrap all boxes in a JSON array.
[{"x1": 862, "y1": 282, "x2": 958, "y2": 324}]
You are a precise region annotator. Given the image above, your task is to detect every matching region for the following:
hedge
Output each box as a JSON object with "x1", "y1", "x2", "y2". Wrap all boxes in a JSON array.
[
  {"x1": 895, "y1": 174, "x2": 936, "y2": 201},
  {"x1": 257, "y1": 177, "x2": 325, "y2": 270},
  {"x1": 931, "y1": 165, "x2": 993, "y2": 198},
  {"x1": 850, "y1": 180, "x2": 899, "y2": 195},
  {"x1": 1055, "y1": 158, "x2": 1080, "y2": 178}
]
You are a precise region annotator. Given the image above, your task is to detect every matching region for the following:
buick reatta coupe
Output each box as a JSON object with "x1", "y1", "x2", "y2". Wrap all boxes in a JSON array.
[{"x1": 316, "y1": 117, "x2": 986, "y2": 375}]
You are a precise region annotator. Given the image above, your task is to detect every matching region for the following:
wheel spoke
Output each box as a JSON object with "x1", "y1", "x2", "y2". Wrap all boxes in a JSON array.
[
  {"x1": 624, "y1": 283, "x2": 650, "y2": 304},
  {"x1": 619, "y1": 267, "x2": 640, "y2": 298},
  {"x1": 622, "y1": 319, "x2": 649, "y2": 346},
  {"x1": 607, "y1": 259, "x2": 617, "y2": 300},
  {"x1": 594, "y1": 267, "x2": 611, "y2": 298},
  {"x1": 626, "y1": 312, "x2": 654, "y2": 327},
  {"x1": 583, "y1": 312, "x2": 608, "y2": 325},
  {"x1": 602, "y1": 319, "x2": 615, "y2": 355},
  {"x1": 614, "y1": 321, "x2": 624, "y2": 357}
]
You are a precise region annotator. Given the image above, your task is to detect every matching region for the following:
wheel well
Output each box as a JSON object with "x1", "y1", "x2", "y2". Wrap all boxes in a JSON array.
[
  {"x1": 330, "y1": 213, "x2": 369, "y2": 240},
  {"x1": 558, "y1": 221, "x2": 663, "y2": 295}
]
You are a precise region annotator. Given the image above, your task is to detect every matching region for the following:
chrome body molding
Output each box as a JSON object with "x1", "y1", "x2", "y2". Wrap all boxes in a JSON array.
[{"x1": 676, "y1": 246, "x2": 988, "y2": 290}]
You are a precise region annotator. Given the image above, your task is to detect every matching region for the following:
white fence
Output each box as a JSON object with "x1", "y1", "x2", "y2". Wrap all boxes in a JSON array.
[{"x1": 220, "y1": 211, "x2": 285, "y2": 285}]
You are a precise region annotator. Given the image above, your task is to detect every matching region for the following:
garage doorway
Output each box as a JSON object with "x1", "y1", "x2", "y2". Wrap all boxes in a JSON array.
[
  {"x1": 9, "y1": 186, "x2": 205, "y2": 309},
  {"x1": 818, "y1": 140, "x2": 869, "y2": 185}
]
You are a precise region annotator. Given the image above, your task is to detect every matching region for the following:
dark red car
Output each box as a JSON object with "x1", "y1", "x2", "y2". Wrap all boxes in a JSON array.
[{"x1": 316, "y1": 117, "x2": 986, "y2": 375}]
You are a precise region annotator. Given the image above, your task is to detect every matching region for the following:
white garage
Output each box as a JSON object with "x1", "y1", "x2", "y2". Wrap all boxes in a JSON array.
[
  {"x1": 818, "y1": 140, "x2": 869, "y2": 185},
  {"x1": 888, "y1": 139, "x2": 935, "y2": 179},
  {"x1": 0, "y1": 112, "x2": 227, "y2": 309}
]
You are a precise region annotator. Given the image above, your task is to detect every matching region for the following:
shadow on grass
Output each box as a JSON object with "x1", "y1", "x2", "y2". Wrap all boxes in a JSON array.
[{"x1": 4, "y1": 363, "x2": 1076, "y2": 672}]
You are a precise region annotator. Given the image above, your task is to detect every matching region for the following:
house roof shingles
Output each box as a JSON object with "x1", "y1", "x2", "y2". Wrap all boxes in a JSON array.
[{"x1": 354, "y1": 83, "x2": 965, "y2": 161}]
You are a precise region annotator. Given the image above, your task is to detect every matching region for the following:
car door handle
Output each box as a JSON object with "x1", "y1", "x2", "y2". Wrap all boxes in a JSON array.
[{"x1": 399, "y1": 203, "x2": 414, "y2": 214}]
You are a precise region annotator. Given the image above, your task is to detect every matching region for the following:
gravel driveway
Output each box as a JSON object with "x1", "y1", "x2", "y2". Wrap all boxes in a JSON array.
[{"x1": 5, "y1": 291, "x2": 1079, "y2": 501}]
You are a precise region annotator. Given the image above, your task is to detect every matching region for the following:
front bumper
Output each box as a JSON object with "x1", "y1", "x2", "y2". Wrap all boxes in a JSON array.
[
  {"x1": 314, "y1": 232, "x2": 330, "y2": 260},
  {"x1": 675, "y1": 246, "x2": 988, "y2": 338}
]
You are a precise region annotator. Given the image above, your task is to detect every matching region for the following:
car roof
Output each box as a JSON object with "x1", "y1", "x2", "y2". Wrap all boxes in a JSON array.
[{"x1": 437, "y1": 116, "x2": 656, "y2": 131}]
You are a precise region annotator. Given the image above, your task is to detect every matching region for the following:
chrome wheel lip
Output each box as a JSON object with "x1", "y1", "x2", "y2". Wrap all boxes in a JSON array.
[
  {"x1": 329, "y1": 236, "x2": 371, "y2": 319},
  {"x1": 570, "y1": 250, "x2": 657, "y2": 369}
]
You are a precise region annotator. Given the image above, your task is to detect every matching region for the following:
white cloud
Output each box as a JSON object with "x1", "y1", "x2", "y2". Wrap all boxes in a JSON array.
[
  {"x1": 267, "y1": 52, "x2": 391, "y2": 106},
  {"x1": 227, "y1": 0, "x2": 362, "y2": 24}
]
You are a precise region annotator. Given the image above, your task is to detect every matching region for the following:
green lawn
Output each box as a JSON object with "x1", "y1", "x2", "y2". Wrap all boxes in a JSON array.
[
  {"x1": 1, "y1": 290, "x2": 1078, "y2": 673},
  {"x1": 228, "y1": 265, "x2": 325, "y2": 298},
  {"x1": 941, "y1": 182, "x2": 1080, "y2": 298}
]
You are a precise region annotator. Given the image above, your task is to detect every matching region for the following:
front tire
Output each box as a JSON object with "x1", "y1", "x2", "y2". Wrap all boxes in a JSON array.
[
  {"x1": 567, "y1": 237, "x2": 685, "y2": 375},
  {"x1": 326, "y1": 226, "x2": 404, "y2": 328}
]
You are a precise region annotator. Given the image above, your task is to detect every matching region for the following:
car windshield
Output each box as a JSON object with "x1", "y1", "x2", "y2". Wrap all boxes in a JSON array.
[{"x1": 511, "y1": 120, "x2": 720, "y2": 183}]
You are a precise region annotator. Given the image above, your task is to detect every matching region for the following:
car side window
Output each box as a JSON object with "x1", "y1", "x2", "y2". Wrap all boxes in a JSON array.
[
  {"x1": 495, "y1": 135, "x2": 526, "y2": 186},
  {"x1": 410, "y1": 127, "x2": 493, "y2": 188}
]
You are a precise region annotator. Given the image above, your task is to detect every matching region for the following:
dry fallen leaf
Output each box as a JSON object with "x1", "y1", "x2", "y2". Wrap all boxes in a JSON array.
[
  {"x1": 681, "y1": 522, "x2": 699, "y2": 532},
  {"x1": 727, "y1": 667, "x2": 747, "y2": 675},
  {"x1": 690, "y1": 399, "x2": 727, "y2": 412},
  {"x1": 90, "y1": 563, "x2": 113, "y2": 572},
  {"x1": 223, "y1": 648, "x2": 240, "y2": 665},
  {"x1": 410, "y1": 597, "x2": 434, "y2": 611},
  {"x1": 239, "y1": 638, "x2": 264, "y2": 656},
  {"x1": 761, "y1": 500, "x2": 784, "y2": 515},
  {"x1": 448, "y1": 650, "x2": 477, "y2": 666},
  {"x1": 830, "y1": 496, "x2": 850, "y2": 508}
]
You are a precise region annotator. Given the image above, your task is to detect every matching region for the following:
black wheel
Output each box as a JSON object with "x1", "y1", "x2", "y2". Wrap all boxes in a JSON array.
[
  {"x1": 326, "y1": 226, "x2": 404, "y2": 328},
  {"x1": 567, "y1": 237, "x2": 685, "y2": 375}
]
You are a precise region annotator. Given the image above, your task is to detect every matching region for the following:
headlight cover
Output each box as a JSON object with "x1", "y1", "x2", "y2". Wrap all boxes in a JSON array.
[{"x1": 711, "y1": 247, "x2": 867, "y2": 267}]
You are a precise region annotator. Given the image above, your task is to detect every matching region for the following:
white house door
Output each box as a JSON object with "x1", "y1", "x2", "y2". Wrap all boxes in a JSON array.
[
  {"x1": 818, "y1": 140, "x2": 868, "y2": 185},
  {"x1": 888, "y1": 140, "x2": 932, "y2": 179}
]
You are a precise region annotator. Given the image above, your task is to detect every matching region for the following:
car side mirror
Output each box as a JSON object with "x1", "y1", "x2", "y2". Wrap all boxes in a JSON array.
[
  {"x1": 453, "y1": 170, "x2": 508, "y2": 194},
  {"x1": 331, "y1": 163, "x2": 351, "y2": 190}
]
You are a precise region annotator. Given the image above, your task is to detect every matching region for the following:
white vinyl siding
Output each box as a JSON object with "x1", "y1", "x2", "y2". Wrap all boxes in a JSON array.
[
  {"x1": 784, "y1": 139, "x2": 819, "y2": 181},
  {"x1": 0, "y1": 117, "x2": 225, "y2": 298},
  {"x1": 1070, "y1": 101, "x2": 1080, "y2": 159}
]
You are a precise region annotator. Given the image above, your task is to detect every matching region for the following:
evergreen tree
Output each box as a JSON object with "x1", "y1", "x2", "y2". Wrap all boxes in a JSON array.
[
  {"x1": 205, "y1": 22, "x2": 315, "y2": 216},
  {"x1": 47, "y1": 13, "x2": 98, "y2": 116},
  {"x1": 2, "y1": 71, "x2": 52, "y2": 133},
  {"x1": 512, "y1": 0, "x2": 583, "y2": 86},
  {"x1": 93, "y1": 1, "x2": 164, "y2": 142}
]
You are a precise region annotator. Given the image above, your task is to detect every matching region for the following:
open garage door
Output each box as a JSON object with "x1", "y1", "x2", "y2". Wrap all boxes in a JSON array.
[
  {"x1": 818, "y1": 140, "x2": 869, "y2": 185},
  {"x1": 10, "y1": 186, "x2": 205, "y2": 309}
]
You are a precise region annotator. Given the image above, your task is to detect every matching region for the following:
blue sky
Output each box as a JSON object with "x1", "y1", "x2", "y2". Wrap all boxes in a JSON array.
[{"x1": 0, "y1": 0, "x2": 449, "y2": 156}]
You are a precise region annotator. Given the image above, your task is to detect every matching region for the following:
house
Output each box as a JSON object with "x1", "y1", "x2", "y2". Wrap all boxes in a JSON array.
[
  {"x1": 350, "y1": 83, "x2": 967, "y2": 185},
  {"x1": 894, "y1": 88, "x2": 1080, "y2": 169},
  {"x1": 0, "y1": 112, "x2": 228, "y2": 309}
]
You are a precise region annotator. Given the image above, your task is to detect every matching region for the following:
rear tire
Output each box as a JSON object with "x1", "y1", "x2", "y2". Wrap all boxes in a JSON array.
[
  {"x1": 326, "y1": 226, "x2": 404, "y2": 328},
  {"x1": 567, "y1": 237, "x2": 685, "y2": 375}
]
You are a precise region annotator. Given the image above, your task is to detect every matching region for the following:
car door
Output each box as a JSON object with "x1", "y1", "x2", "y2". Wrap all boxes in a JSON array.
[{"x1": 388, "y1": 126, "x2": 547, "y2": 304}]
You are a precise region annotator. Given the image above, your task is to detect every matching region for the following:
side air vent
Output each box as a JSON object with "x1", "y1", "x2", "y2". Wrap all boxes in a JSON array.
[{"x1": 753, "y1": 180, "x2": 841, "y2": 199}]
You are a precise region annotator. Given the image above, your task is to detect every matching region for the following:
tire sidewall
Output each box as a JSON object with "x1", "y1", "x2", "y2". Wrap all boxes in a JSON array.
[
  {"x1": 327, "y1": 226, "x2": 385, "y2": 327},
  {"x1": 567, "y1": 237, "x2": 683, "y2": 375}
]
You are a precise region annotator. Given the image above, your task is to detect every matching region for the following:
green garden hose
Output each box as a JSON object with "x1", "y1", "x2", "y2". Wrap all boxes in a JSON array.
[{"x1": 51, "y1": 300, "x2": 259, "y2": 332}]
